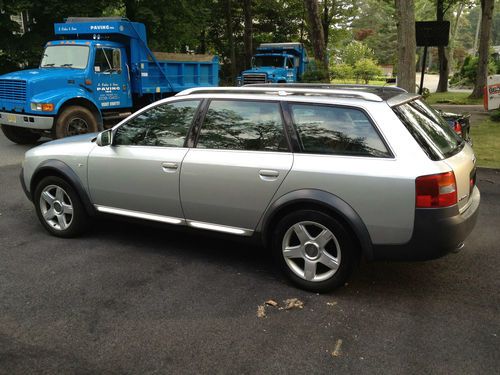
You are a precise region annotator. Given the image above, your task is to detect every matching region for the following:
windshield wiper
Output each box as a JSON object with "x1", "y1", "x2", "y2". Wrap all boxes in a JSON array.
[
  {"x1": 42, "y1": 63, "x2": 55, "y2": 67},
  {"x1": 60, "y1": 63, "x2": 74, "y2": 68}
]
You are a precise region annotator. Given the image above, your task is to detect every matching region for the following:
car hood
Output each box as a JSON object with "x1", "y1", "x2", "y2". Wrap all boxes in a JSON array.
[{"x1": 0, "y1": 68, "x2": 85, "y2": 83}]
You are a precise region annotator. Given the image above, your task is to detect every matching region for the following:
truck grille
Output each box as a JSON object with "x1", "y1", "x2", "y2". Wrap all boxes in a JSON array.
[
  {"x1": 243, "y1": 73, "x2": 267, "y2": 85},
  {"x1": 0, "y1": 79, "x2": 27, "y2": 102}
]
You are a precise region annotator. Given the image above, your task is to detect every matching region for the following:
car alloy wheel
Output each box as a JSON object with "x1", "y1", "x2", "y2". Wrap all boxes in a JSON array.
[
  {"x1": 282, "y1": 220, "x2": 341, "y2": 282},
  {"x1": 39, "y1": 184, "x2": 74, "y2": 231}
]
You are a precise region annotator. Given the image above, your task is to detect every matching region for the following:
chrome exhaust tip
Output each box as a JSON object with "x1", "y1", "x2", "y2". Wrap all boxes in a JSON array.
[{"x1": 452, "y1": 243, "x2": 465, "y2": 253}]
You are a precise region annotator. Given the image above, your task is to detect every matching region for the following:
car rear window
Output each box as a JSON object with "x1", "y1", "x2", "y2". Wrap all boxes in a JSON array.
[{"x1": 393, "y1": 99, "x2": 464, "y2": 160}]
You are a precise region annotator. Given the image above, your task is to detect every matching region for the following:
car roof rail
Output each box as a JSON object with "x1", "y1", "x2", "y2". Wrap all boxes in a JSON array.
[
  {"x1": 175, "y1": 86, "x2": 384, "y2": 102},
  {"x1": 246, "y1": 83, "x2": 408, "y2": 100}
]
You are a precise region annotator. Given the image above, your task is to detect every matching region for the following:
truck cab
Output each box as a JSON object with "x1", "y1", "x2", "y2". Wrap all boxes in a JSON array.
[
  {"x1": 0, "y1": 17, "x2": 218, "y2": 144},
  {"x1": 238, "y1": 43, "x2": 308, "y2": 86}
]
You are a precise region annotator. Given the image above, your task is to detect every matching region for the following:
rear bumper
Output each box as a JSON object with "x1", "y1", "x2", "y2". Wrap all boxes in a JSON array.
[
  {"x1": 0, "y1": 111, "x2": 53, "y2": 130},
  {"x1": 373, "y1": 186, "x2": 480, "y2": 261}
]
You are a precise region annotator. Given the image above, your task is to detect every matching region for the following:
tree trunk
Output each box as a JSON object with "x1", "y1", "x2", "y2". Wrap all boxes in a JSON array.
[
  {"x1": 322, "y1": 0, "x2": 329, "y2": 48},
  {"x1": 448, "y1": 3, "x2": 465, "y2": 75},
  {"x1": 225, "y1": 0, "x2": 237, "y2": 84},
  {"x1": 436, "y1": 0, "x2": 449, "y2": 93},
  {"x1": 395, "y1": 0, "x2": 416, "y2": 93},
  {"x1": 243, "y1": 0, "x2": 253, "y2": 69},
  {"x1": 470, "y1": 0, "x2": 495, "y2": 99},
  {"x1": 303, "y1": 0, "x2": 327, "y2": 66}
]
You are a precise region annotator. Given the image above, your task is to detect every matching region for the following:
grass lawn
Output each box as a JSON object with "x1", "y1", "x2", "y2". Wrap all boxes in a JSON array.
[
  {"x1": 426, "y1": 92, "x2": 483, "y2": 105},
  {"x1": 471, "y1": 118, "x2": 500, "y2": 169}
]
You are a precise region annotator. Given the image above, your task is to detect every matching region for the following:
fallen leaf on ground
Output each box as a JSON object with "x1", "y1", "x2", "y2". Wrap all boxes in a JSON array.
[
  {"x1": 331, "y1": 339, "x2": 343, "y2": 357},
  {"x1": 284, "y1": 298, "x2": 304, "y2": 310},
  {"x1": 326, "y1": 301, "x2": 338, "y2": 306},
  {"x1": 265, "y1": 299, "x2": 278, "y2": 307},
  {"x1": 257, "y1": 305, "x2": 266, "y2": 318}
]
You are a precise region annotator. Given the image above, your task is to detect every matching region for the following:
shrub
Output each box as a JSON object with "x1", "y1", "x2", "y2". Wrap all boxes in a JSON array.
[
  {"x1": 353, "y1": 58, "x2": 381, "y2": 84},
  {"x1": 301, "y1": 60, "x2": 330, "y2": 83},
  {"x1": 330, "y1": 63, "x2": 354, "y2": 82},
  {"x1": 490, "y1": 108, "x2": 500, "y2": 122}
]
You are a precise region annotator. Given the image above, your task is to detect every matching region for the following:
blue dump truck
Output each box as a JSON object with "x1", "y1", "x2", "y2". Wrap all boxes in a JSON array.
[
  {"x1": 237, "y1": 43, "x2": 308, "y2": 86},
  {"x1": 0, "y1": 17, "x2": 219, "y2": 144}
]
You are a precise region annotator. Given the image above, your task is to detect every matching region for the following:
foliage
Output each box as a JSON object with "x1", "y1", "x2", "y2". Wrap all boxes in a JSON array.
[
  {"x1": 301, "y1": 60, "x2": 330, "y2": 83},
  {"x1": 330, "y1": 63, "x2": 353, "y2": 81},
  {"x1": 490, "y1": 109, "x2": 500, "y2": 122},
  {"x1": 450, "y1": 55, "x2": 497, "y2": 87},
  {"x1": 339, "y1": 41, "x2": 375, "y2": 66},
  {"x1": 353, "y1": 58, "x2": 381, "y2": 84}
]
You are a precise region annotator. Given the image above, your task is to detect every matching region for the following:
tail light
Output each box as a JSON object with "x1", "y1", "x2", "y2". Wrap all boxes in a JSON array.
[
  {"x1": 416, "y1": 172, "x2": 457, "y2": 208},
  {"x1": 453, "y1": 121, "x2": 462, "y2": 135}
]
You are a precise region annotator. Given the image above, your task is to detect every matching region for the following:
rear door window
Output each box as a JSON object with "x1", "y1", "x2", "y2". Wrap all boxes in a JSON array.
[
  {"x1": 289, "y1": 104, "x2": 390, "y2": 157},
  {"x1": 196, "y1": 100, "x2": 289, "y2": 151},
  {"x1": 393, "y1": 99, "x2": 463, "y2": 160}
]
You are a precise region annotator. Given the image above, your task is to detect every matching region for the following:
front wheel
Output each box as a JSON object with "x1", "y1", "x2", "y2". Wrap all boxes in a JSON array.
[
  {"x1": 34, "y1": 176, "x2": 89, "y2": 238},
  {"x1": 54, "y1": 106, "x2": 98, "y2": 139},
  {"x1": 1, "y1": 124, "x2": 41, "y2": 144},
  {"x1": 272, "y1": 210, "x2": 357, "y2": 292}
]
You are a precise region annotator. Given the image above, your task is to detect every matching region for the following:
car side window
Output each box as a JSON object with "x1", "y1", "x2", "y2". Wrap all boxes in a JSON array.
[
  {"x1": 113, "y1": 100, "x2": 200, "y2": 147},
  {"x1": 289, "y1": 104, "x2": 390, "y2": 157},
  {"x1": 196, "y1": 100, "x2": 288, "y2": 152}
]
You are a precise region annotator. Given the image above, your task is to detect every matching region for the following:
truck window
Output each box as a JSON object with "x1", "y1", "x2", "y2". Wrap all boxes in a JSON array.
[
  {"x1": 40, "y1": 45, "x2": 89, "y2": 69},
  {"x1": 253, "y1": 56, "x2": 285, "y2": 68},
  {"x1": 94, "y1": 48, "x2": 121, "y2": 73}
]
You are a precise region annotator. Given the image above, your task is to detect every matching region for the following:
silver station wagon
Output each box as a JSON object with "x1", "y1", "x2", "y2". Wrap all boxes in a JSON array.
[{"x1": 20, "y1": 85, "x2": 480, "y2": 292}]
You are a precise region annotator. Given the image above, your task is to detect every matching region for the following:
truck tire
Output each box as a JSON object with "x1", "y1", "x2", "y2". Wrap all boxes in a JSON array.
[
  {"x1": 1, "y1": 124, "x2": 41, "y2": 145},
  {"x1": 54, "y1": 106, "x2": 98, "y2": 139}
]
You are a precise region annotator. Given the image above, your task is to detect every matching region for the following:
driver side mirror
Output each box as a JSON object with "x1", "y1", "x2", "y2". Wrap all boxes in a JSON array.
[{"x1": 96, "y1": 129, "x2": 113, "y2": 147}]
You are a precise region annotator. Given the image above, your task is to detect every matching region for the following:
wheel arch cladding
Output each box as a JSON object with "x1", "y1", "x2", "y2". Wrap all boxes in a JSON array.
[
  {"x1": 261, "y1": 189, "x2": 374, "y2": 260},
  {"x1": 30, "y1": 159, "x2": 96, "y2": 216}
]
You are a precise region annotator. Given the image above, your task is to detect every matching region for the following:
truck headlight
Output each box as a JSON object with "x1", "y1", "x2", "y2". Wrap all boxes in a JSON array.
[{"x1": 31, "y1": 103, "x2": 54, "y2": 112}]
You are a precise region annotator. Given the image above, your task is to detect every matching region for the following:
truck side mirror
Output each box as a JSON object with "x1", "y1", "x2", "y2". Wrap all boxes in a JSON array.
[{"x1": 96, "y1": 129, "x2": 113, "y2": 147}]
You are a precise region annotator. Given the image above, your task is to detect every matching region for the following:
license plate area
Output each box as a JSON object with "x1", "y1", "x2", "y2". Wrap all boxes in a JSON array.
[{"x1": 6, "y1": 114, "x2": 16, "y2": 123}]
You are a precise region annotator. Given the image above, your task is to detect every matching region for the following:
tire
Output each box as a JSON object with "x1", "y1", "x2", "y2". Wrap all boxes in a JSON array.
[
  {"x1": 271, "y1": 210, "x2": 357, "y2": 293},
  {"x1": 54, "y1": 106, "x2": 98, "y2": 139},
  {"x1": 34, "y1": 176, "x2": 89, "y2": 238},
  {"x1": 1, "y1": 124, "x2": 41, "y2": 144}
]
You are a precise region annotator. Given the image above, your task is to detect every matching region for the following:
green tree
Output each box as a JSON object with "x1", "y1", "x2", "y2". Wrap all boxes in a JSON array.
[
  {"x1": 340, "y1": 41, "x2": 375, "y2": 66},
  {"x1": 353, "y1": 58, "x2": 381, "y2": 83}
]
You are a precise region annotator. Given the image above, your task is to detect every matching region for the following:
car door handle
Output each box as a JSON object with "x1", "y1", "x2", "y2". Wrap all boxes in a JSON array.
[
  {"x1": 259, "y1": 169, "x2": 279, "y2": 180},
  {"x1": 162, "y1": 162, "x2": 178, "y2": 172}
]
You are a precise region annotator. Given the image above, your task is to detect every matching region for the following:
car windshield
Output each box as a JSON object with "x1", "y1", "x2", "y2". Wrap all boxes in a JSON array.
[
  {"x1": 253, "y1": 56, "x2": 285, "y2": 68},
  {"x1": 393, "y1": 98, "x2": 464, "y2": 160},
  {"x1": 40, "y1": 45, "x2": 89, "y2": 69}
]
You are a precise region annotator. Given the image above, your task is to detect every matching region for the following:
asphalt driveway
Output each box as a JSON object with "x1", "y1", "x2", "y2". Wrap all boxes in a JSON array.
[{"x1": 0, "y1": 161, "x2": 499, "y2": 374}]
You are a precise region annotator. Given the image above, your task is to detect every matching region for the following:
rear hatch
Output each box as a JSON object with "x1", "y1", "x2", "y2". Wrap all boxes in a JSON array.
[{"x1": 392, "y1": 98, "x2": 476, "y2": 211}]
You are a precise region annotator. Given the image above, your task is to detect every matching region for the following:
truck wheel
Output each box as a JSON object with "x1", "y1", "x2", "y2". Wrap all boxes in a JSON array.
[
  {"x1": 1, "y1": 125, "x2": 41, "y2": 144},
  {"x1": 55, "y1": 106, "x2": 98, "y2": 138}
]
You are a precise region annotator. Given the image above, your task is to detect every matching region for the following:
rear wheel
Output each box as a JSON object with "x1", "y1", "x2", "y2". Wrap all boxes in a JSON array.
[
  {"x1": 1, "y1": 124, "x2": 41, "y2": 144},
  {"x1": 54, "y1": 106, "x2": 98, "y2": 138},
  {"x1": 34, "y1": 176, "x2": 89, "y2": 237},
  {"x1": 272, "y1": 210, "x2": 357, "y2": 292}
]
